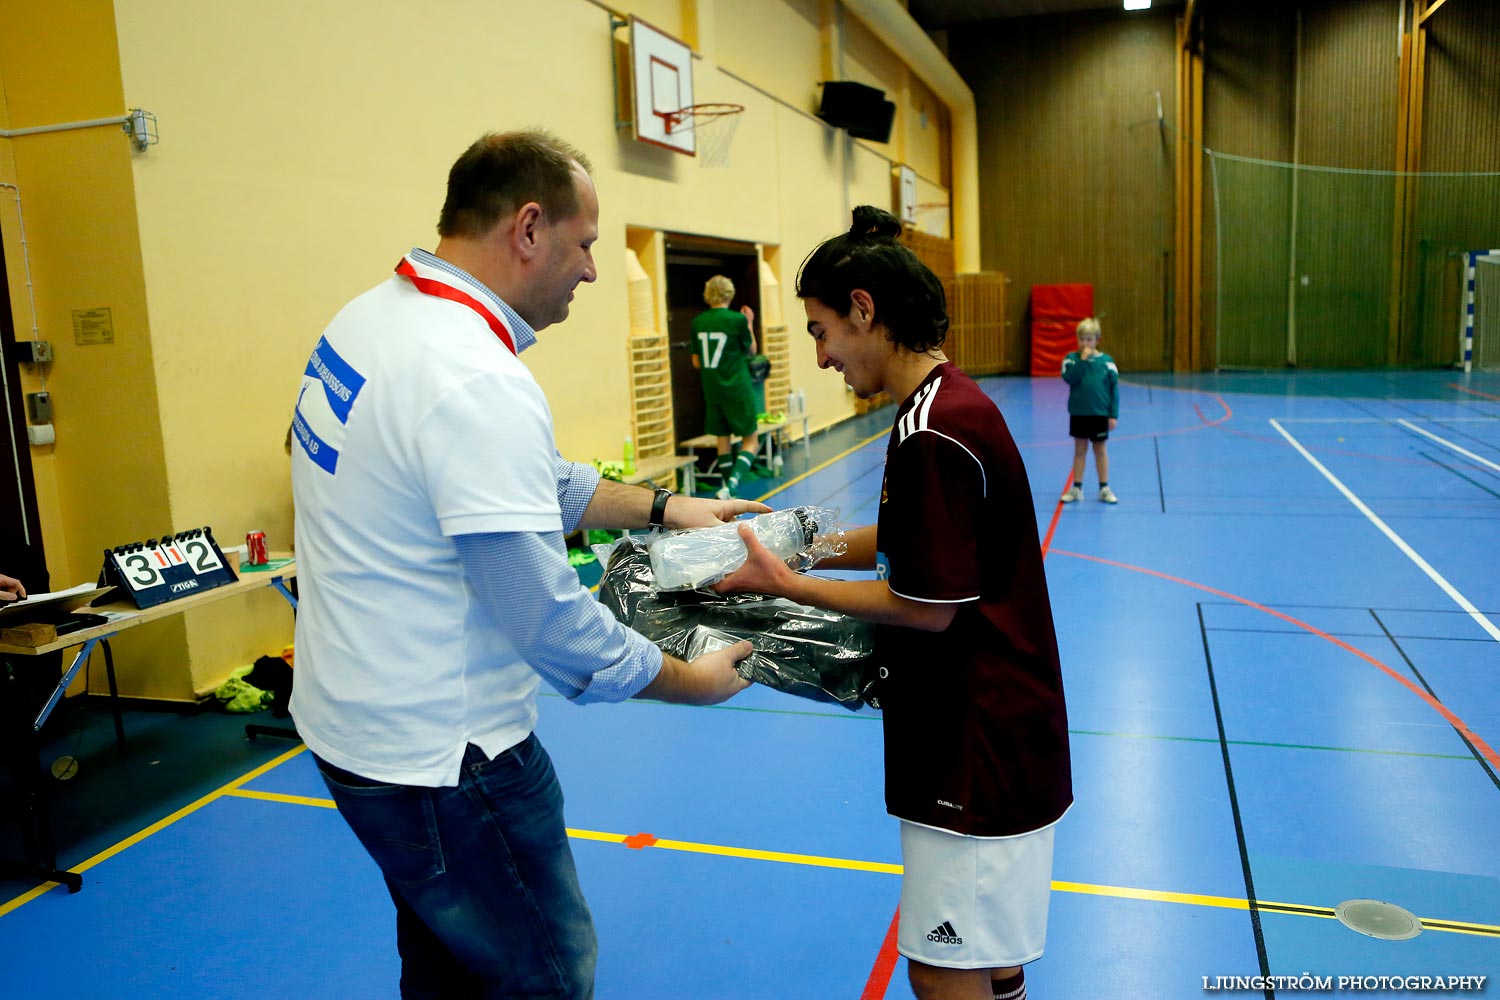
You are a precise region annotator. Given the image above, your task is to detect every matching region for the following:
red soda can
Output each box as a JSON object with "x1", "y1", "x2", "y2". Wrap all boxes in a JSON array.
[{"x1": 246, "y1": 530, "x2": 269, "y2": 566}]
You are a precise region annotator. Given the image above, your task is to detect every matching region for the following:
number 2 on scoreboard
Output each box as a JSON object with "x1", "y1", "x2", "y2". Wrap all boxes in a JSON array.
[{"x1": 181, "y1": 536, "x2": 224, "y2": 573}]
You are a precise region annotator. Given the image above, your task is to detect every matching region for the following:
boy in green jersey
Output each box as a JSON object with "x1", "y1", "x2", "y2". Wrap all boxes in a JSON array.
[
  {"x1": 1059, "y1": 317, "x2": 1120, "y2": 504},
  {"x1": 692, "y1": 275, "x2": 761, "y2": 498}
]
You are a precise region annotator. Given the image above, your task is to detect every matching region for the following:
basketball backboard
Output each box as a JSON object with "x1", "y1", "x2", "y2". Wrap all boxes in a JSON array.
[{"x1": 628, "y1": 15, "x2": 696, "y2": 156}]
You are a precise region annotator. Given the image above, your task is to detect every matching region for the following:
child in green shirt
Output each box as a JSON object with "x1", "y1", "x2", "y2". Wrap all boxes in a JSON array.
[{"x1": 1059, "y1": 317, "x2": 1119, "y2": 504}]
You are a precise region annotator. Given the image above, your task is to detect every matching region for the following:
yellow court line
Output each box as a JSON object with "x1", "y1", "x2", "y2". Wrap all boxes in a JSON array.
[
  {"x1": 753, "y1": 429, "x2": 888, "y2": 504},
  {"x1": 1413, "y1": 919, "x2": 1500, "y2": 938},
  {"x1": 0, "y1": 743, "x2": 308, "y2": 918},
  {"x1": 226, "y1": 787, "x2": 337, "y2": 809},
  {"x1": 566, "y1": 828, "x2": 628, "y2": 844},
  {"x1": 647, "y1": 836, "x2": 903, "y2": 875},
  {"x1": 9, "y1": 780, "x2": 1498, "y2": 940},
  {"x1": 1051, "y1": 878, "x2": 1252, "y2": 911}
]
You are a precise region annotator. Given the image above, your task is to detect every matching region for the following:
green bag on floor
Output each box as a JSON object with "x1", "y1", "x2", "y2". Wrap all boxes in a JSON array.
[{"x1": 214, "y1": 664, "x2": 273, "y2": 713}]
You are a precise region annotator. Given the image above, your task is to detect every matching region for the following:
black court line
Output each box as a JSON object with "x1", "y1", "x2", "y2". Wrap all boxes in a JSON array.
[
  {"x1": 1205, "y1": 625, "x2": 1497, "y2": 644},
  {"x1": 1342, "y1": 397, "x2": 1381, "y2": 416},
  {"x1": 1200, "y1": 599, "x2": 1500, "y2": 617},
  {"x1": 1258, "y1": 902, "x2": 1335, "y2": 918},
  {"x1": 1153, "y1": 437, "x2": 1166, "y2": 512},
  {"x1": 1197, "y1": 603, "x2": 1273, "y2": 998},
  {"x1": 1136, "y1": 509, "x2": 1500, "y2": 523},
  {"x1": 1342, "y1": 397, "x2": 1386, "y2": 420},
  {"x1": 1418, "y1": 449, "x2": 1500, "y2": 500},
  {"x1": 1149, "y1": 488, "x2": 1499, "y2": 502},
  {"x1": 1384, "y1": 397, "x2": 1429, "y2": 420},
  {"x1": 1385, "y1": 415, "x2": 1500, "y2": 483},
  {"x1": 1419, "y1": 920, "x2": 1500, "y2": 937},
  {"x1": 1426, "y1": 418, "x2": 1500, "y2": 457},
  {"x1": 1369, "y1": 609, "x2": 1500, "y2": 795}
]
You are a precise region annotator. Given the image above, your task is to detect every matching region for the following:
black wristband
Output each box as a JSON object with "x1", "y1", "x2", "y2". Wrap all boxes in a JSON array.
[{"x1": 648, "y1": 488, "x2": 673, "y2": 529}]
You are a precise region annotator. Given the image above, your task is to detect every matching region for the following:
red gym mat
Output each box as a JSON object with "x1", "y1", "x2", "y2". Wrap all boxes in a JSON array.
[{"x1": 1029, "y1": 284, "x2": 1093, "y2": 377}]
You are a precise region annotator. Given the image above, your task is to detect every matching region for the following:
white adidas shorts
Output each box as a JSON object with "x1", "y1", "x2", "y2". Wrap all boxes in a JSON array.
[{"x1": 896, "y1": 820, "x2": 1056, "y2": 970}]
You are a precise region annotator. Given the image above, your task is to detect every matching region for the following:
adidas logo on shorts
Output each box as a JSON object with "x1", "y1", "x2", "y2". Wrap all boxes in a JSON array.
[{"x1": 926, "y1": 921, "x2": 964, "y2": 945}]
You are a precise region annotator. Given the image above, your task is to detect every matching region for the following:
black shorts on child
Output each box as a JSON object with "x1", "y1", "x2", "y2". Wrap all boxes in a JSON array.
[{"x1": 1069, "y1": 415, "x2": 1110, "y2": 441}]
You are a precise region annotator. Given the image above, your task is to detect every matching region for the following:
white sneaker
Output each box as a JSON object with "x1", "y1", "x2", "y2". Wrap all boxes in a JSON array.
[
  {"x1": 1099, "y1": 486, "x2": 1118, "y2": 504},
  {"x1": 715, "y1": 485, "x2": 732, "y2": 501},
  {"x1": 1060, "y1": 486, "x2": 1083, "y2": 503}
]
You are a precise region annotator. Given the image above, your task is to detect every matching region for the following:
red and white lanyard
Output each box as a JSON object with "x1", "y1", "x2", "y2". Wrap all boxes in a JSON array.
[{"x1": 395, "y1": 256, "x2": 516, "y2": 356}]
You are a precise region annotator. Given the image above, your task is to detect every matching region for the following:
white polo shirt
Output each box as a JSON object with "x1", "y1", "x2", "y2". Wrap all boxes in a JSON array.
[{"x1": 290, "y1": 254, "x2": 562, "y2": 786}]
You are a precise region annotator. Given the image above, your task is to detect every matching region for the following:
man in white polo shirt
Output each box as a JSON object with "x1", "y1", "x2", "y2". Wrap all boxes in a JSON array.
[{"x1": 290, "y1": 130, "x2": 762, "y2": 999}]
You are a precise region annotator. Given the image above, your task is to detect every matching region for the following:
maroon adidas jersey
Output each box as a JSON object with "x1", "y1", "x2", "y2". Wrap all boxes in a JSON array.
[{"x1": 874, "y1": 362, "x2": 1072, "y2": 836}]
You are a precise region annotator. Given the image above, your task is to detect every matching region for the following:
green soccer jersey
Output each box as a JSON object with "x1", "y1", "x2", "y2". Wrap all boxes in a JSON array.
[
  {"x1": 1060, "y1": 351, "x2": 1119, "y2": 418},
  {"x1": 692, "y1": 307, "x2": 754, "y2": 397}
]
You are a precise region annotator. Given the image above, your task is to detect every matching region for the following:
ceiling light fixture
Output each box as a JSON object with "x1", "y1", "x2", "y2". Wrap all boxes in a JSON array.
[{"x1": 1124, "y1": 0, "x2": 1151, "y2": 9}]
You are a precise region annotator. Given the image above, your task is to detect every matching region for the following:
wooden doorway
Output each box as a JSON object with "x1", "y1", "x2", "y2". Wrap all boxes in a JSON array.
[
  {"x1": 0, "y1": 227, "x2": 48, "y2": 588},
  {"x1": 663, "y1": 234, "x2": 762, "y2": 448}
]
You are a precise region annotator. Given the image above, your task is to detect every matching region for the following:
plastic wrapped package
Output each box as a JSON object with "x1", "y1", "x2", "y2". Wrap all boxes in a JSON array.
[
  {"x1": 594, "y1": 534, "x2": 878, "y2": 711},
  {"x1": 648, "y1": 506, "x2": 846, "y2": 591}
]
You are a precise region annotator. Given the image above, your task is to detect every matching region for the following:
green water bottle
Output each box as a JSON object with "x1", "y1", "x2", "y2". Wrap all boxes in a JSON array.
[{"x1": 623, "y1": 436, "x2": 635, "y2": 476}]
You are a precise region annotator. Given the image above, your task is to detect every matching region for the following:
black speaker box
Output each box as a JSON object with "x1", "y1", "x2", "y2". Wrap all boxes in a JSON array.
[{"x1": 816, "y1": 81, "x2": 896, "y2": 144}]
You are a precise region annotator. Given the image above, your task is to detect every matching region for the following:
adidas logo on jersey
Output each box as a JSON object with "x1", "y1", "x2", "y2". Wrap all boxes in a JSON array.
[{"x1": 926, "y1": 921, "x2": 964, "y2": 945}]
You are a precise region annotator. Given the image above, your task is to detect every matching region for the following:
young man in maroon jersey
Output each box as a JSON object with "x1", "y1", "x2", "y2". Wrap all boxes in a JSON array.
[{"x1": 717, "y1": 206, "x2": 1072, "y2": 1000}]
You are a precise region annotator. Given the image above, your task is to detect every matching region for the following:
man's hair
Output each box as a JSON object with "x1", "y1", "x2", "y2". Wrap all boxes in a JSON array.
[
  {"x1": 704, "y1": 275, "x2": 735, "y2": 306},
  {"x1": 437, "y1": 129, "x2": 594, "y2": 238},
  {"x1": 1076, "y1": 317, "x2": 1101, "y2": 339},
  {"x1": 795, "y1": 205, "x2": 948, "y2": 354}
]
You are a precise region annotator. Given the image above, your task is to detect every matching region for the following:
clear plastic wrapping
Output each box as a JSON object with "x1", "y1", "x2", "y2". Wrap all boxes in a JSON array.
[
  {"x1": 647, "y1": 506, "x2": 846, "y2": 592},
  {"x1": 594, "y1": 533, "x2": 878, "y2": 711}
]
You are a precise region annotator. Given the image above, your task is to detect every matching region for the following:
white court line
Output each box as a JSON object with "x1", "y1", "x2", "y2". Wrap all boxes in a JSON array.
[
  {"x1": 1269, "y1": 418, "x2": 1500, "y2": 644},
  {"x1": 1276, "y1": 417, "x2": 1500, "y2": 423},
  {"x1": 1396, "y1": 419, "x2": 1500, "y2": 474}
]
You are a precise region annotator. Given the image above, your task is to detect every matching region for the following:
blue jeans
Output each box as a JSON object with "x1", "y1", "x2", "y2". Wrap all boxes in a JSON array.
[{"x1": 314, "y1": 735, "x2": 596, "y2": 999}]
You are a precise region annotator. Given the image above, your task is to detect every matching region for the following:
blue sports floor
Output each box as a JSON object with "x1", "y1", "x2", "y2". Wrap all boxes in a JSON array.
[{"x1": 3, "y1": 370, "x2": 1498, "y2": 998}]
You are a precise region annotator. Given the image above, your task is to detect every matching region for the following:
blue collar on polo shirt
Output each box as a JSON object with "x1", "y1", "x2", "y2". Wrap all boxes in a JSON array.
[{"x1": 409, "y1": 247, "x2": 538, "y2": 353}]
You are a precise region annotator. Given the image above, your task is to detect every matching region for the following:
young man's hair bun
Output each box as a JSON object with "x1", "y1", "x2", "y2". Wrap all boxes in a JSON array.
[
  {"x1": 797, "y1": 204, "x2": 947, "y2": 354},
  {"x1": 848, "y1": 205, "x2": 902, "y2": 240}
]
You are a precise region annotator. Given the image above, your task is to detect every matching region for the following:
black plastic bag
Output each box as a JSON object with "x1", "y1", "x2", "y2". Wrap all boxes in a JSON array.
[{"x1": 597, "y1": 536, "x2": 878, "y2": 711}]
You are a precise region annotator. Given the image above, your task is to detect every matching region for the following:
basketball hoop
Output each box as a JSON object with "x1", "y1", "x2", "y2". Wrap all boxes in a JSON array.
[{"x1": 661, "y1": 103, "x2": 744, "y2": 169}]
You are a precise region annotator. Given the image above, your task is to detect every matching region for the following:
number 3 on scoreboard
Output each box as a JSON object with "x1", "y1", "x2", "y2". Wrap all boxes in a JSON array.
[{"x1": 112, "y1": 548, "x2": 166, "y2": 591}]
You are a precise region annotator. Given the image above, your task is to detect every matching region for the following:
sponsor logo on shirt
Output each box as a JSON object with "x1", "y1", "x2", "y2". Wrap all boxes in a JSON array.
[
  {"x1": 295, "y1": 335, "x2": 367, "y2": 476},
  {"x1": 927, "y1": 921, "x2": 964, "y2": 945}
]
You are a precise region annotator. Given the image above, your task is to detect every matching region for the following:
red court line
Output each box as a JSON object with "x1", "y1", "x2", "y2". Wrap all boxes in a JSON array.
[
  {"x1": 859, "y1": 906, "x2": 902, "y2": 1000},
  {"x1": 1040, "y1": 466, "x2": 1075, "y2": 558},
  {"x1": 1051, "y1": 548, "x2": 1500, "y2": 773},
  {"x1": 1449, "y1": 383, "x2": 1500, "y2": 402},
  {"x1": 1192, "y1": 394, "x2": 1234, "y2": 428},
  {"x1": 1021, "y1": 392, "x2": 1233, "y2": 448}
]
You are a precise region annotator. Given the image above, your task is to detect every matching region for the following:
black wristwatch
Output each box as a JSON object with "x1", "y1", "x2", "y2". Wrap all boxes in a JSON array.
[{"x1": 648, "y1": 488, "x2": 673, "y2": 529}]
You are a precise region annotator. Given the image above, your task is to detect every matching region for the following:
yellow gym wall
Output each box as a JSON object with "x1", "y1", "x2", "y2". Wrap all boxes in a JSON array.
[
  {"x1": 3, "y1": 0, "x2": 947, "y2": 701},
  {"x1": 0, "y1": 0, "x2": 195, "y2": 699}
]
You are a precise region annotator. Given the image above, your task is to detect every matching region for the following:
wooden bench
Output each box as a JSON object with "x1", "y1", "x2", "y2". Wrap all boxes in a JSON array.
[
  {"x1": 621, "y1": 452, "x2": 699, "y2": 495},
  {"x1": 678, "y1": 413, "x2": 810, "y2": 474}
]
